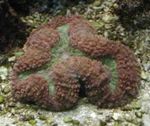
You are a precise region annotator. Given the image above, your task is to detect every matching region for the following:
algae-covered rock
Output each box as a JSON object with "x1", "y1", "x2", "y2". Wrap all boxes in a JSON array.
[{"x1": 0, "y1": 95, "x2": 4, "y2": 104}]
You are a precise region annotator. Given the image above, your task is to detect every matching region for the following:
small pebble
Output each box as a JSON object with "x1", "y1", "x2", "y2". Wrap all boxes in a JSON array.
[
  {"x1": 2, "y1": 86, "x2": 10, "y2": 94},
  {"x1": 28, "y1": 119, "x2": 37, "y2": 126},
  {"x1": 135, "y1": 112, "x2": 143, "y2": 118},
  {"x1": 0, "y1": 66, "x2": 8, "y2": 80},
  {"x1": 39, "y1": 114, "x2": 47, "y2": 120},
  {"x1": 0, "y1": 95, "x2": 4, "y2": 104},
  {"x1": 112, "y1": 113, "x2": 122, "y2": 121},
  {"x1": 63, "y1": 116, "x2": 73, "y2": 123}
]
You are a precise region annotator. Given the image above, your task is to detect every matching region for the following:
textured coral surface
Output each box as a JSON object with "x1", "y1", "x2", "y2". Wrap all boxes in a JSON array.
[{"x1": 10, "y1": 16, "x2": 141, "y2": 111}]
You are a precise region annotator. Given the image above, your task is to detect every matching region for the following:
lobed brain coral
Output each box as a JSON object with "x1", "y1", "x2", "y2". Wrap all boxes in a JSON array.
[{"x1": 10, "y1": 15, "x2": 141, "y2": 111}]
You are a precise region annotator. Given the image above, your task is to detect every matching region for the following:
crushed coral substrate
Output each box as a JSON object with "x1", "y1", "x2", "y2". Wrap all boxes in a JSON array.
[{"x1": 10, "y1": 15, "x2": 141, "y2": 111}]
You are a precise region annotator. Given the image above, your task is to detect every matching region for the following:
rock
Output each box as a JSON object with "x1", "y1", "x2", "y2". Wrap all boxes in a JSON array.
[
  {"x1": 122, "y1": 100, "x2": 141, "y2": 111},
  {"x1": 0, "y1": 66, "x2": 8, "y2": 80},
  {"x1": 8, "y1": 56, "x2": 16, "y2": 62},
  {"x1": 102, "y1": 14, "x2": 112, "y2": 23},
  {"x1": 112, "y1": 113, "x2": 123, "y2": 121},
  {"x1": 7, "y1": 102, "x2": 16, "y2": 107},
  {"x1": 63, "y1": 116, "x2": 80, "y2": 125},
  {"x1": 2, "y1": 86, "x2": 10, "y2": 94},
  {"x1": 142, "y1": 114, "x2": 150, "y2": 126},
  {"x1": 124, "y1": 114, "x2": 133, "y2": 122},
  {"x1": 0, "y1": 116, "x2": 16, "y2": 126},
  {"x1": 39, "y1": 114, "x2": 47, "y2": 120},
  {"x1": 135, "y1": 111, "x2": 143, "y2": 118},
  {"x1": 99, "y1": 120, "x2": 107, "y2": 126},
  {"x1": 143, "y1": 63, "x2": 150, "y2": 72},
  {"x1": 46, "y1": 117, "x2": 54, "y2": 124},
  {"x1": 19, "y1": 114, "x2": 34, "y2": 121},
  {"x1": 93, "y1": 0, "x2": 103, "y2": 6},
  {"x1": 0, "y1": 55, "x2": 7, "y2": 65},
  {"x1": 63, "y1": 116, "x2": 73, "y2": 123},
  {"x1": 102, "y1": 13, "x2": 118, "y2": 23},
  {"x1": 0, "y1": 95, "x2": 4, "y2": 104},
  {"x1": 141, "y1": 71, "x2": 149, "y2": 81},
  {"x1": 113, "y1": 121, "x2": 120, "y2": 126},
  {"x1": 28, "y1": 119, "x2": 37, "y2": 126},
  {"x1": 124, "y1": 113, "x2": 139, "y2": 124}
]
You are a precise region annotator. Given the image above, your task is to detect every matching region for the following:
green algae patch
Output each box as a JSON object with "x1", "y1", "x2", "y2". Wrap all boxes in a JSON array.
[{"x1": 101, "y1": 57, "x2": 118, "y2": 92}]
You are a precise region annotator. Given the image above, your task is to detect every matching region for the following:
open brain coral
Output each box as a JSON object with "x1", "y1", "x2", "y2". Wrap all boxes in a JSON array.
[{"x1": 10, "y1": 15, "x2": 141, "y2": 111}]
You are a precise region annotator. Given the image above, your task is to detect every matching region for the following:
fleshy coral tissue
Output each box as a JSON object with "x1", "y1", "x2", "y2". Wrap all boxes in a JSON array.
[{"x1": 10, "y1": 15, "x2": 141, "y2": 111}]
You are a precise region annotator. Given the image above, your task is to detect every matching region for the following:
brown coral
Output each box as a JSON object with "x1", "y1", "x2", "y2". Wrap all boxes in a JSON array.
[{"x1": 10, "y1": 15, "x2": 141, "y2": 111}]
